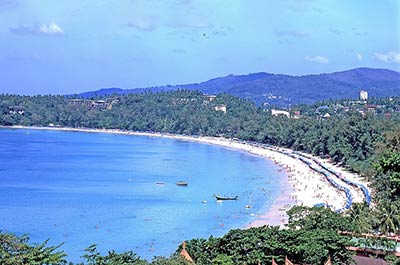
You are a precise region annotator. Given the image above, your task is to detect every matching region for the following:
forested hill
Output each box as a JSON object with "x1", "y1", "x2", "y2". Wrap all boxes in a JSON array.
[{"x1": 78, "y1": 67, "x2": 400, "y2": 107}]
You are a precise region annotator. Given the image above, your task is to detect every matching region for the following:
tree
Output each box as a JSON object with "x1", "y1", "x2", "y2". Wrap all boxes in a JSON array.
[
  {"x1": 375, "y1": 200, "x2": 400, "y2": 236},
  {"x1": 0, "y1": 231, "x2": 67, "y2": 265},
  {"x1": 81, "y1": 244, "x2": 147, "y2": 265},
  {"x1": 347, "y1": 203, "x2": 375, "y2": 234},
  {"x1": 286, "y1": 205, "x2": 354, "y2": 231},
  {"x1": 211, "y1": 254, "x2": 234, "y2": 265},
  {"x1": 149, "y1": 255, "x2": 191, "y2": 265},
  {"x1": 375, "y1": 152, "x2": 400, "y2": 199}
]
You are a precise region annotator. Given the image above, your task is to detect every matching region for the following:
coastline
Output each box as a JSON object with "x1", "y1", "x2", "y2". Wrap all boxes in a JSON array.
[{"x1": 2, "y1": 125, "x2": 370, "y2": 228}]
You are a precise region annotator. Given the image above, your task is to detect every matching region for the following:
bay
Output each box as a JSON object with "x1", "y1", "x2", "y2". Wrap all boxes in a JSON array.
[{"x1": 0, "y1": 128, "x2": 285, "y2": 261}]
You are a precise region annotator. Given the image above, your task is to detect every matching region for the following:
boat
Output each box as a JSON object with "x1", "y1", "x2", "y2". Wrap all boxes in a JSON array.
[
  {"x1": 214, "y1": 194, "x2": 238, "y2": 200},
  {"x1": 176, "y1": 181, "x2": 188, "y2": 186}
]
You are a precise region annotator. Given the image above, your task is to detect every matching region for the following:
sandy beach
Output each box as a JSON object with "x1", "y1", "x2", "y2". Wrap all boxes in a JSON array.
[{"x1": 3, "y1": 126, "x2": 371, "y2": 228}]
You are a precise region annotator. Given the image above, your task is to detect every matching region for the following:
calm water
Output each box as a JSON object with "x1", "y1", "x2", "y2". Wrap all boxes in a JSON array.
[{"x1": 0, "y1": 128, "x2": 285, "y2": 261}]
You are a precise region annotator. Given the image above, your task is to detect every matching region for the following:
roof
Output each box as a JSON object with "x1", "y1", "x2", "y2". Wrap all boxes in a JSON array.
[
  {"x1": 352, "y1": 256, "x2": 387, "y2": 265},
  {"x1": 179, "y1": 242, "x2": 194, "y2": 263}
]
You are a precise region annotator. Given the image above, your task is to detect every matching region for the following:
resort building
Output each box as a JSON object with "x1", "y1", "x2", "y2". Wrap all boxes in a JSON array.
[
  {"x1": 214, "y1": 104, "x2": 227, "y2": 113},
  {"x1": 271, "y1": 109, "x2": 290, "y2": 118},
  {"x1": 8, "y1": 106, "x2": 25, "y2": 115},
  {"x1": 204, "y1": 94, "x2": 217, "y2": 101},
  {"x1": 360, "y1": 90, "x2": 368, "y2": 101}
]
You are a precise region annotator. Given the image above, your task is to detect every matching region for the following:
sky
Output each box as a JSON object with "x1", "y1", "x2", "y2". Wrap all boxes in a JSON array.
[{"x1": 0, "y1": 0, "x2": 399, "y2": 95}]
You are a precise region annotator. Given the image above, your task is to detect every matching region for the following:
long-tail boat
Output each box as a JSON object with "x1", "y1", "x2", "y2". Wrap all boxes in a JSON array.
[
  {"x1": 214, "y1": 194, "x2": 238, "y2": 200},
  {"x1": 176, "y1": 181, "x2": 188, "y2": 186}
]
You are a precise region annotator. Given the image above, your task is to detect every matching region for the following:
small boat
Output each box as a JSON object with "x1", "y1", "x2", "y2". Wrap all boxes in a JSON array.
[
  {"x1": 214, "y1": 194, "x2": 238, "y2": 201},
  {"x1": 176, "y1": 181, "x2": 188, "y2": 186}
]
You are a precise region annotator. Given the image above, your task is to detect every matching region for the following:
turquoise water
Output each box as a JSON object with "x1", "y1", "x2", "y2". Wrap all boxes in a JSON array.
[{"x1": 0, "y1": 128, "x2": 285, "y2": 261}]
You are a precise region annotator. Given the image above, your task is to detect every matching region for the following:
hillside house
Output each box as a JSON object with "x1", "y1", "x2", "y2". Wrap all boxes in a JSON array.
[
  {"x1": 293, "y1": 110, "x2": 301, "y2": 119},
  {"x1": 271, "y1": 109, "x2": 290, "y2": 118},
  {"x1": 204, "y1": 95, "x2": 216, "y2": 101},
  {"x1": 70, "y1": 98, "x2": 115, "y2": 110},
  {"x1": 8, "y1": 106, "x2": 24, "y2": 115},
  {"x1": 214, "y1": 104, "x2": 227, "y2": 113},
  {"x1": 366, "y1": 104, "x2": 378, "y2": 113}
]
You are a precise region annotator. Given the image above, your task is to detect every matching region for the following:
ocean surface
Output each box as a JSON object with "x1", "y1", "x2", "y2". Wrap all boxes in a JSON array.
[{"x1": 0, "y1": 128, "x2": 286, "y2": 261}]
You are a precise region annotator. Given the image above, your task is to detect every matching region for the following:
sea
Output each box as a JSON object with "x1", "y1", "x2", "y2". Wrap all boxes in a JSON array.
[{"x1": 0, "y1": 128, "x2": 286, "y2": 262}]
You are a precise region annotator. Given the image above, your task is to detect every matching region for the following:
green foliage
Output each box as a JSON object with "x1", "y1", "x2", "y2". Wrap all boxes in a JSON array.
[
  {"x1": 149, "y1": 256, "x2": 191, "y2": 265},
  {"x1": 385, "y1": 255, "x2": 400, "y2": 265},
  {"x1": 286, "y1": 205, "x2": 354, "y2": 231},
  {"x1": 81, "y1": 244, "x2": 147, "y2": 265},
  {"x1": 374, "y1": 200, "x2": 400, "y2": 236},
  {"x1": 347, "y1": 203, "x2": 376, "y2": 234},
  {"x1": 0, "y1": 231, "x2": 67, "y2": 265},
  {"x1": 184, "y1": 224, "x2": 352, "y2": 265},
  {"x1": 374, "y1": 152, "x2": 400, "y2": 199},
  {"x1": 211, "y1": 254, "x2": 234, "y2": 265}
]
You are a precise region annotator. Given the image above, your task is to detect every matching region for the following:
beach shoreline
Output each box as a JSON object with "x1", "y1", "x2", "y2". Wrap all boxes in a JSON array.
[{"x1": 2, "y1": 125, "x2": 370, "y2": 228}]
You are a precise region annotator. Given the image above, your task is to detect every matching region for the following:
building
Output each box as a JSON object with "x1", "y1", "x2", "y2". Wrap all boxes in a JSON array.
[
  {"x1": 214, "y1": 104, "x2": 227, "y2": 113},
  {"x1": 70, "y1": 98, "x2": 116, "y2": 110},
  {"x1": 8, "y1": 106, "x2": 24, "y2": 115},
  {"x1": 271, "y1": 109, "x2": 290, "y2": 118},
  {"x1": 366, "y1": 104, "x2": 378, "y2": 113},
  {"x1": 360, "y1": 90, "x2": 368, "y2": 101},
  {"x1": 293, "y1": 111, "x2": 301, "y2": 119},
  {"x1": 204, "y1": 94, "x2": 216, "y2": 101},
  {"x1": 322, "y1": 113, "x2": 331, "y2": 119}
]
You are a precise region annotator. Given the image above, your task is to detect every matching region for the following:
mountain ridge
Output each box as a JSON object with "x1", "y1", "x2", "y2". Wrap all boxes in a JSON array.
[{"x1": 77, "y1": 67, "x2": 400, "y2": 107}]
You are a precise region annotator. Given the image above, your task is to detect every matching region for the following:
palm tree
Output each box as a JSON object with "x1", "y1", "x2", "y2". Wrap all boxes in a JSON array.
[
  {"x1": 375, "y1": 199, "x2": 400, "y2": 236},
  {"x1": 348, "y1": 203, "x2": 374, "y2": 234}
]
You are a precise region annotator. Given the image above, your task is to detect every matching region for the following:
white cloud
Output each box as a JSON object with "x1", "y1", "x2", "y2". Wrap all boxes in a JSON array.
[
  {"x1": 374, "y1": 51, "x2": 400, "y2": 64},
  {"x1": 356, "y1": 53, "x2": 362, "y2": 60},
  {"x1": 39, "y1": 22, "x2": 64, "y2": 35},
  {"x1": 10, "y1": 22, "x2": 64, "y2": 36},
  {"x1": 304, "y1": 55, "x2": 330, "y2": 64}
]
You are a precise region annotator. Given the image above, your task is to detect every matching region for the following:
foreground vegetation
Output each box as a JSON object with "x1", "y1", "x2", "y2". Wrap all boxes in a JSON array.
[
  {"x1": 1, "y1": 206, "x2": 399, "y2": 264},
  {"x1": 0, "y1": 91, "x2": 399, "y2": 264}
]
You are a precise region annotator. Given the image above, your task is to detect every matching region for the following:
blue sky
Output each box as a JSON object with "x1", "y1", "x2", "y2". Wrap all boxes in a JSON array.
[{"x1": 0, "y1": 0, "x2": 399, "y2": 95}]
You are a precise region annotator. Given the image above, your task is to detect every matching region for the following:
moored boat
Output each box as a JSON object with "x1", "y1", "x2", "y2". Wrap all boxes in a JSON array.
[
  {"x1": 214, "y1": 194, "x2": 238, "y2": 200},
  {"x1": 176, "y1": 181, "x2": 188, "y2": 186}
]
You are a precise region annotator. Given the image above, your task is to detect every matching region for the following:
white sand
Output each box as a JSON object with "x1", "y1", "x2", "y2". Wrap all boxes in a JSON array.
[{"x1": 4, "y1": 126, "x2": 371, "y2": 227}]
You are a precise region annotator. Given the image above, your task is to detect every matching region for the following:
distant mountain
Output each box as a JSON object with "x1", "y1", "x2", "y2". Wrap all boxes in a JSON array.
[
  {"x1": 76, "y1": 68, "x2": 400, "y2": 107},
  {"x1": 74, "y1": 88, "x2": 125, "y2": 98}
]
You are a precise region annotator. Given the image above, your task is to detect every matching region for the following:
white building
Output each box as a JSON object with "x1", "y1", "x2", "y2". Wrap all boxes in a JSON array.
[
  {"x1": 271, "y1": 109, "x2": 290, "y2": 118},
  {"x1": 214, "y1": 104, "x2": 227, "y2": 113},
  {"x1": 360, "y1": 90, "x2": 368, "y2": 101}
]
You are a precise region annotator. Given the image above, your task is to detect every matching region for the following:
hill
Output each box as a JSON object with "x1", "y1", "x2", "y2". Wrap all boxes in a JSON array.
[{"x1": 77, "y1": 68, "x2": 400, "y2": 107}]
